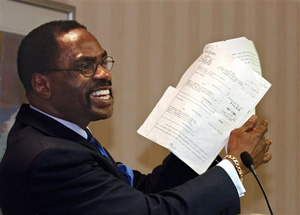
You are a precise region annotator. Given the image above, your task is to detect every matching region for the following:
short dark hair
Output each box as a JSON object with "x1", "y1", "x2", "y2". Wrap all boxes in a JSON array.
[{"x1": 17, "y1": 20, "x2": 87, "y2": 92}]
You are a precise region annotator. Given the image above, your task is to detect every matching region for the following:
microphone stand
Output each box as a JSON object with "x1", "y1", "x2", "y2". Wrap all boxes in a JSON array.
[{"x1": 240, "y1": 151, "x2": 274, "y2": 215}]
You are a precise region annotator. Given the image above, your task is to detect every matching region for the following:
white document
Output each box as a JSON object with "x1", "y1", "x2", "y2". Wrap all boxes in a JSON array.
[{"x1": 137, "y1": 37, "x2": 271, "y2": 175}]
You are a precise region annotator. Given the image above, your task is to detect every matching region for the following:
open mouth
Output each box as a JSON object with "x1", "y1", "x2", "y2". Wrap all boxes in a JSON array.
[
  {"x1": 91, "y1": 89, "x2": 111, "y2": 100},
  {"x1": 89, "y1": 87, "x2": 114, "y2": 109}
]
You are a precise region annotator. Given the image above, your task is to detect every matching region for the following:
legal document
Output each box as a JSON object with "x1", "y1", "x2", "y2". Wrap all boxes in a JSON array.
[{"x1": 138, "y1": 37, "x2": 271, "y2": 174}]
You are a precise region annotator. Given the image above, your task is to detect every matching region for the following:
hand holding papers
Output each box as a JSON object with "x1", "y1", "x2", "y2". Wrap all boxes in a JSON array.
[{"x1": 137, "y1": 37, "x2": 271, "y2": 175}]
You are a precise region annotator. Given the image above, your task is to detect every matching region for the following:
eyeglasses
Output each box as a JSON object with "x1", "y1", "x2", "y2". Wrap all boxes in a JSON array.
[{"x1": 39, "y1": 56, "x2": 114, "y2": 77}]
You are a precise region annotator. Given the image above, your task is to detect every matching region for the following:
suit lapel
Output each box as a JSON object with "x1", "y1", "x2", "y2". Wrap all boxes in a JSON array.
[
  {"x1": 16, "y1": 104, "x2": 94, "y2": 150},
  {"x1": 16, "y1": 104, "x2": 129, "y2": 183}
]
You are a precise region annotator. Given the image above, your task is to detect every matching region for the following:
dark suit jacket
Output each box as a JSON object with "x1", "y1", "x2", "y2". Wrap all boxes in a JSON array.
[{"x1": 0, "y1": 104, "x2": 240, "y2": 215}]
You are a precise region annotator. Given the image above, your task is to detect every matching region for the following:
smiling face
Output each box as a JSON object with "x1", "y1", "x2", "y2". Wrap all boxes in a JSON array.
[{"x1": 30, "y1": 28, "x2": 114, "y2": 128}]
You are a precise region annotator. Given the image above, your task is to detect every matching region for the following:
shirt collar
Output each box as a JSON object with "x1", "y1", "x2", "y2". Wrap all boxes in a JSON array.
[{"x1": 30, "y1": 105, "x2": 88, "y2": 139}]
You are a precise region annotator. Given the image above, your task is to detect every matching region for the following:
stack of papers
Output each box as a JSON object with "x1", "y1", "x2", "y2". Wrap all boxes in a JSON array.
[{"x1": 138, "y1": 37, "x2": 271, "y2": 175}]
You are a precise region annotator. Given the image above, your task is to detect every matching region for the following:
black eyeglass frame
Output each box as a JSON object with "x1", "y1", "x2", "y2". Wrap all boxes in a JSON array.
[{"x1": 37, "y1": 56, "x2": 114, "y2": 77}]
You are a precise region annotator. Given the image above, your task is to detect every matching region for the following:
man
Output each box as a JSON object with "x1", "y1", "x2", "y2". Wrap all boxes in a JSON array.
[{"x1": 0, "y1": 20, "x2": 272, "y2": 215}]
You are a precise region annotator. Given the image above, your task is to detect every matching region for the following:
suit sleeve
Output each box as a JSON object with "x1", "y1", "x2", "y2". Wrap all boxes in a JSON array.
[
  {"x1": 133, "y1": 153, "x2": 198, "y2": 193},
  {"x1": 29, "y1": 148, "x2": 240, "y2": 215},
  {"x1": 133, "y1": 153, "x2": 223, "y2": 193}
]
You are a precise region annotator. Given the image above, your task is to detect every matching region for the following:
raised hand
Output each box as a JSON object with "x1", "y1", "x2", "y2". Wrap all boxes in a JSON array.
[{"x1": 226, "y1": 115, "x2": 272, "y2": 176}]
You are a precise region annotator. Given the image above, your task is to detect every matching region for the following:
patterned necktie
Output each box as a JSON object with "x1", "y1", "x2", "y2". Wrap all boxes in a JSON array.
[
  {"x1": 85, "y1": 129, "x2": 108, "y2": 158},
  {"x1": 85, "y1": 129, "x2": 134, "y2": 186}
]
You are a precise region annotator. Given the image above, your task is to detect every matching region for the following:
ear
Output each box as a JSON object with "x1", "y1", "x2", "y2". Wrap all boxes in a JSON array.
[{"x1": 31, "y1": 73, "x2": 52, "y2": 99}]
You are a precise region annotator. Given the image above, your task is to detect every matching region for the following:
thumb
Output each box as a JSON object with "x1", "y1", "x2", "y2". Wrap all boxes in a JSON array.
[{"x1": 241, "y1": 115, "x2": 257, "y2": 132}]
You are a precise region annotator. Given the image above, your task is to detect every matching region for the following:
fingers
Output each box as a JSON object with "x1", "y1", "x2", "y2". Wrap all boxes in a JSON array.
[
  {"x1": 265, "y1": 139, "x2": 272, "y2": 145},
  {"x1": 259, "y1": 119, "x2": 269, "y2": 133},
  {"x1": 253, "y1": 119, "x2": 269, "y2": 139},
  {"x1": 230, "y1": 116, "x2": 273, "y2": 171},
  {"x1": 263, "y1": 139, "x2": 272, "y2": 160},
  {"x1": 265, "y1": 138, "x2": 272, "y2": 152},
  {"x1": 263, "y1": 153, "x2": 272, "y2": 163},
  {"x1": 261, "y1": 139, "x2": 273, "y2": 164},
  {"x1": 241, "y1": 115, "x2": 258, "y2": 132}
]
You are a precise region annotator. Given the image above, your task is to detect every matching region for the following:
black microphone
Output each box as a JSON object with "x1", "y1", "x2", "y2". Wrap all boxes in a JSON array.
[{"x1": 240, "y1": 151, "x2": 274, "y2": 215}]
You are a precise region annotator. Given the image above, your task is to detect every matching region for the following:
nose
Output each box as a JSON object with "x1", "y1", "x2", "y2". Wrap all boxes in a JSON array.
[{"x1": 93, "y1": 64, "x2": 111, "y2": 80}]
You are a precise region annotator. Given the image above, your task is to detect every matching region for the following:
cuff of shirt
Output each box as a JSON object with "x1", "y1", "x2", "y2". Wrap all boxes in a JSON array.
[{"x1": 217, "y1": 159, "x2": 246, "y2": 197}]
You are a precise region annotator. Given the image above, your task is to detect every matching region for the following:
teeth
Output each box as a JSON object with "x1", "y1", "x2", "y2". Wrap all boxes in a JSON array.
[
  {"x1": 100, "y1": 95, "x2": 110, "y2": 100},
  {"x1": 91, "y1": 89, "x2": 110, "y2": 97}
]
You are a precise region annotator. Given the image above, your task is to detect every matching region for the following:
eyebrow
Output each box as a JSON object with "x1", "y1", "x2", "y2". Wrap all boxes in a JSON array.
[{"x1": 75, "y1": 51, "x2": 108, "y2": 63}]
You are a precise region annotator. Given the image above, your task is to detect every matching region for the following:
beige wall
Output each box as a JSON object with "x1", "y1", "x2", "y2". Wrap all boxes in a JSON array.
[{"x1": 54, "y1": 0, "x2": 299, "y2": 214}]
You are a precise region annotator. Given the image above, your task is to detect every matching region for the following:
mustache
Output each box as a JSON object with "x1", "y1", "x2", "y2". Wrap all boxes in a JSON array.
[{"x1": 86, "y1": 80, "x2": 113, "y2": 108}]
